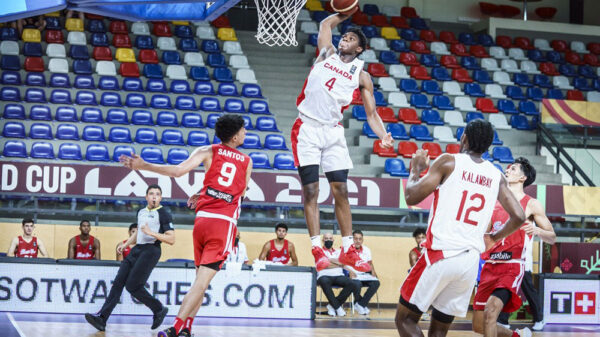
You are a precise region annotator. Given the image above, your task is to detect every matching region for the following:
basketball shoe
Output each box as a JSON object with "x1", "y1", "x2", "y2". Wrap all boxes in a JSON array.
[
  {"x1": 84, "y1": 313, "x2": 106, "y2": 331},
  {"x1": 151, "y1": 306, "x2": 169, "y2": 329},
  {"x1": 312, "y1": 246, "x2": 330, "y2": 271},
  {"x1": 339, "y1": 245, "x2": 371, "y2": 272},
  {"x1": 516, "y1": 327, "x2": 532, "y2": 337},
  {"x1": 158, "y1": 327, "x2": 177, "y2": 337},
  {"x1": 178, "y1": 328, "x2": 191, "y2": 337}
]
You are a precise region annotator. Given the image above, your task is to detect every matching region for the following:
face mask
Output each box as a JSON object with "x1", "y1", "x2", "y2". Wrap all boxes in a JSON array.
[
  {"x1": 324, "y1": 240, "x2": 334, "y2": 249},
  {"x1": 234, "y1": 238, "x2": 239, "y2": 247}
]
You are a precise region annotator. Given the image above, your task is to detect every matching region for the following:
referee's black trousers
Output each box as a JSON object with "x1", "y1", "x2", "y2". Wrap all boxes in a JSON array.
[{"x1": 99, "y1": 244, "x2": 163, "y2": 320}]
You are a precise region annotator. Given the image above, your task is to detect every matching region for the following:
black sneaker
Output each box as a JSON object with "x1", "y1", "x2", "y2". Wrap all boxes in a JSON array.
[
  {"x1": 84, "y1": 313, "x2": 106, "y2": 331},
  {"x1": 157, "y1": 327, "x2": 177, "y2": 337},
  {"x1": 178, "y1": 328, "x2": 191, "y2": 337},
  {"x1": 151, "y1": 306, "x2": 169, "y2": 329}
]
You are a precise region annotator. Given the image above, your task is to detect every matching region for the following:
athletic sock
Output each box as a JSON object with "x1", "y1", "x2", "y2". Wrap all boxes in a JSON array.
[
  {"x1": 184, "y1": 317, "x2": 194, "y2": 332},
  {"x1": 173, "y1": 317, "x2": 184, "y2": 334},
  {"x1": 342, "y1": 236, "x2": 353, "y2": 252},
  {"x1": 310, "y1": 235, "x2": 321, "y2": 247},
  {"x1": 511, "y1": 331, "x2": 519, "y2": 337}
]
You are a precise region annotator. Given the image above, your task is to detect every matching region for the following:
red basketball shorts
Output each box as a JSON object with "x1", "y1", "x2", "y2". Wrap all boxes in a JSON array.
[
  {"x1": 473, "y1": 262, "x2": 525, "y2": 313},
  {"x1": 193, "y1": 216, "x2": 237, "y2": 268}
]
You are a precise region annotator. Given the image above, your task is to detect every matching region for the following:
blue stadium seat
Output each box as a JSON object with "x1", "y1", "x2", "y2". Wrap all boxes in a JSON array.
[
  {"x1": 519, "y1": 101, "x2": 538, "y2": 115},
  {"x1": 69, "y1": 45, "x2": 90, "y2": 60},
  {"x1": 466, "y1": 111, "x2": 484, "y2": 122},
  {"x1": 126, "y1": 93, "x2": 147, "y2": 108},
  {"x1": 194, "y1": 97, "x2": 217, "y2": 112},
  {"x1": 120, "y1": 78, "x2": 141, "y2": 91},
  {"x1": 578, "y1": 65, "x2": 597, "y2": 79},
  {"x1": 131, "y1": 110, "x2": 153, "y2": 125},
  {"x1": 400, "y1": 79, "x2": 420, "y2": 93},
  {"x1": 432, "y1": 67, "x2": 452, "y2": 81},
  {"x1": 170, "y1": 80, "x2": 191, "y2": 94},
  {"x1": 207, "y1": 53, "x2": 226, "y2": 68},
  {"x1": 1, "y1": 27, "x2": 18, "y2": 41},
  {"x1": 472, "y1": 70, "x2": 492, "y2": 84},
  {"x1": 74, "y1": 75, "x2": 95, "y2": 89},
  {"x1": 30, "y1": 142, "x2": 55, "y2": 159},
  {"x1": 55, "y1": 106, "x2": 77, "y2": 122},
  {"x1": 492, "y1": 130, "x2": 503, "y2": 145},
  {"x1": 143, "y1": 64, "x2": 164, "y2": 79},
  {"x1": 526, "y1": 87, "x2": 544, "y2": 101},
  {"x1": 352, "y1": 106, "x2": 367, "y2": 121},
  {"x1": 87, "y1": 19, "x2": 105, "y2": 33},
  {"x1": 86, "y1": 144, "x2": 110, "y2": 161},
  {"x1": 201, "y1": 40, "x2": 220, "y2": 53},
  {"x1": 135, "y1": 35, "x2": 154, "y2": 49},
  {"x1": 113, "y1": 145, "x2": 135, "y2": 161},
  {"x1": 182, "y1": 113, "x2": 204, "y2": 128},
  {"x1": 506, "y1": 86, "x2": 526, "y2": 100},
  {"x1": 497, "y1": 99, "x2": 518, "y2": 114},
  {"x1": 390, "y1": 40, "x2": 409, "y2": 52},
  {"x1": 493, "y1": 146, "x2": 514, "y2": 163},
  {"x1": 242, "y1": 84, "x2": 263, "y2": 98},
  {"x1": 386, "y1": 123, "x2": 410, "y2": 140},
  {"x1": 361, "y1": 26, "x2": 378, "y2": 38},
  {"x1": 533, "y1": 74, "x2": 552, "y2": 88},
  {"x1": 249, "y1": 152, "x2": 271, "y2": 169},
  {"x1": 375, "y1": 91, "x2": 388, "y2": 106},
  {"x1": 218, "y1": 83, "x2": 239, "y2": 96},
  {"x1": 106, "y1": 109, "x2": 128, "y2": 124},
  {"x1": 595, "y1": 79, "x2": 600, "y2": 91},
  {"x1": 456, "y1": 127, "x2": 464, "y2": 140},
  {"x1": 176, "y1": 96, "x2": 198, "y2": 110},
  {"x1": 242, "y1": 115, "x2": 254, "y2": 130},
  {"x1": 225, "y1": 98, "x2": 245, "y2": 113},
  {"x1": 1, "y1": 55, "x2": 20, "y2": 70},
  {"x1": 3, "y1": 104, "x2": 25, "y2": 119},
  {"x1": 155, "y1": 111, "x2": 177, "y2": 127},
  {"x1": 256, "y1": 116, "x2": 279, "y2": 132},
  {"x1": 363, "y1": 122, "x2": 377, "y2": 138},
  {"x1": 146, "y1": 78, "x2": 167, "y2": 92},
  {"x1": 432, "y1": 96, "x2": 454, "y2": 110},
  {"x1": 410, "y1": 125, "x2": 433, "y2": 141},
  {"x1": 109, "y1": 127, "x2": 132, "y2": 143},
  {"x1": 179, "y1": 38, "x2": 199, "y2": 52},
  {"x1": 151, "y1": 94, "x2": 172, "y2": 109},
  {"x1": 30, "y1": 123, "x2": 52, "y2": 139},
  {"x1": 77, "y1": 91, "x2": 98, "y2": 105},
  {"x1": 242, "y1": 133, "x2": 262, "y2": 149},
  {"x1": 45, "y1": 16, "x2": 61, "y2": 29},
  {"x1": 401, "y1": 29, "x2": 418, "y2": 41},
  {"x1": 135, "y1": 128, "x2": 159, "y2": 144},
  {"x1": 459, "y1": 32, "x2": 476, "y2": 45},
  {"x1": 25, "y1": 73, "x2": 45, "y2": 86},
  {"x1": 380, "y1": 51, "x2": 399, "y2": 64},
  {"x1": 461, "y1": 56, "x2": 480, "y2": 70},
  {"x1": 56, "y1": 124, "x2": 79, "y2": 140},
  {"x1": 273, "y1": 153, "x2": 295, "y2": 170},
  {"x1": 188, "y1": 130, "x2": 210, "y2": 146},
  {"x1": 513, "y1": 73, "x2": 532, "y2": 87},
  {"x1": 73, "y1": 60, "x2": 92, "y2": 75},
  {"x1": 363, "y1": 4, "x2": 380, "y2": 15},
  {"x1": 98, "y1": 76, "x2": 119, "y2": 90},
  {"x1": 527, "y1": 49, "x2": 545, "y2": 62},
  {"x1": 249, "y1": 100, "x2": 271, "y2": 114},
  {"x1": 141, "y1": 147, "x2": 164, "y2": 164},
  {"x1": 161, "y1": 129, "x2": 185, "y2": 145},
  {"x1": 421, "y1": 109, "x2": 444, "y2": 125},
  {"x1": 162, "y1": 51, "x2": 182, "y2": 65},
  {"x1": 478, "y1": 34, "x2": 494, "y2": 47},
  {"x1": 213, "y1": 68, "x2": 233, "y2": 82},
  {"x1": 49, "y1": 89, "x2": 71, "y2": 104},
  {"x1": 206, "y1": 113, "x2": 220, "y2": 128},
  {"x1": 385, "y1": 158, "x2": 409, "y2": 177},
  {"x1": 464, "y1": 83, "x2": 485, "y2": 97},
  {"x1": 3, "y1": 122, "x2": 25, "y2": 138},
  {"x1": 82, "y1": 125, "x2": 106, "y2": 142},
  {"x1": 559, "y1": 64, "x2": 576, "y2": 77},
  {"x1": 574, "y1": 77, "x2": 592, "y2": 91},
  {"x1": 546, "y1": 89, "x2": 564, "y2": 99},
  {"x1": 190, "y1": 66, "x2": 210, "y2": 81},
  {"x1": 81, "y1": 107, "x2": 103, "y2": 123},
  {"x1": 410, "y1": 18, "x2": 428, "y2": 30},
  {"x1": 29, "y1": 105, "x2": 51, "y2": 120},
  {"x1": 1, "y1": 87, "x2": 20, "y2": 101},
  {"x1": 91, "y1": 33, "x2": 109, "y2": 46},
  {"x1": 2, "y1": 71, "x2": 20, "y2": 85},
  {"x1": 3, "y1": 141, "x2": 26, "y2": 158},
  {"x1": 410, "y1": 94, "x2": 431, "y2": 109},
  {"x1": 510, "y1": 115, "x2": 531, "y2": 130},
  {"x1": 174, "y1": 25, "x2": 193, "y2": 38},
  {"x1": 194, "y1": 81, "x2": 215, "y2": 95},
  {"x1": 546, "y1": 51, "x2": 564, "y2": 64},
  {"x1": 167, "y1": 148, "x2": 189, "y2": 164},
  {"x1": 49, "y1": 74, "x2": 70, "y2": 88},
  {"x1": 25, "y1": 88, "x2": 46, "y2": 103},
  {"x1": 420, "y1": 54, "x2": 439, "y2": 67},
  {"x1": 482, "y1": 151, "x2": 493, "y2": 162},
  {"x1": 308, "y1": 33, "x2": 318, "y2": 46}
]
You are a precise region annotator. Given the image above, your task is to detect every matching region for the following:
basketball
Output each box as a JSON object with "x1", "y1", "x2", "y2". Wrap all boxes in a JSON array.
[{"x1": 330, "y1": 0, "x2": 359, "y2": 15}]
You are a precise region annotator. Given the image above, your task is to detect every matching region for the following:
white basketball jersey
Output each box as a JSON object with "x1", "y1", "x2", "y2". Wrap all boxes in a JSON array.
[
  {"x1": 297, "y1": 53, "x2": 364, "y2": 124},
  {"x1": 424, "y1": 153, "x2": 502, "y2": 260}
]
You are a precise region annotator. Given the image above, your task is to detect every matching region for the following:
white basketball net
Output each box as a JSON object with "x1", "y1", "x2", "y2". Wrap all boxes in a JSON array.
[{"x1": 254, "y1": 0, "x2": 307, "y2": 47}]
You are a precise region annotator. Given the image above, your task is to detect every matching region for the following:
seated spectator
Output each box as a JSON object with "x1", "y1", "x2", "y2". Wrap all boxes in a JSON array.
[
  {"x1": 317, "y1": 233, "x2": 359, "y2": 317},
  {"x1": 68, "y1": 220, "x2": 101, "y2": 260},
  {"x1": 226, "y1": 231, "x2": 249, "y2": 264},
  {"x1": 348, "y1": 230, "x2": 380, "y2": 315},
  {"x1": 16, "y1": 16, "x2": 46, "y2": 35},
  {"x1": 116, "y1": 223, "x2": 137, "y2": 261},
  {"x1": 409, "y1": 227, "x2": 426, "y2": 268},
  {"x1": 7, "y1": 218, "x2": 48, "y2": 258},
  {"x1": 259, "y1": 223, "x2": 298, "y2": 266}
]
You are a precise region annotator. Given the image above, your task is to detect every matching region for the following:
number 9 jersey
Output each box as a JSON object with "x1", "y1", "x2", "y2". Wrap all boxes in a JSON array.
[{"x1": 195, "y1": 144, "x2": 250, "y2": 220}]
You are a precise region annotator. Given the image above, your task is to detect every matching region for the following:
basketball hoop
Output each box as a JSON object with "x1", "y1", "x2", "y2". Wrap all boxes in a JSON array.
[{"x1": 254, "y1": 0, "x2": 307, "y2": 47}]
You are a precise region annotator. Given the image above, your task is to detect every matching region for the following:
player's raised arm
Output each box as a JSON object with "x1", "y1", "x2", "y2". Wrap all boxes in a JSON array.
[
  {"x1": 491, "y1": 176, "x2": 526, "y2": 243},
  {"x1": 120, "y1": 145, "x2": 212, "y2": 178},
  {"x1": 317, "y1": 12, "x2": 356, "y2": 61},
  {"x1": 360, "y1": 71, "x2": 393, "y2": 148},
  {"x1": 405, "y1": 152, "x2": 455, "y2": 205}
]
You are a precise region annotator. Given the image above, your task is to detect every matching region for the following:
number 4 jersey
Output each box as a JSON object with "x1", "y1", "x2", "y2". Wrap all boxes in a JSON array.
[
  {"x1": 422, "y1": 153, "x2": 501, "y2": 265},
  {"x1": 296, "y1": 53, "x2": 364, "y2": 125},
  {"x1": 195, "y1": 144, "x2": 250, "y2": 220}
]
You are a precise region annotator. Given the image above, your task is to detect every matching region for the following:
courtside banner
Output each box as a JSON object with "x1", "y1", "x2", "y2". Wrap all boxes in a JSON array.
[
  {"x1": 0, "y1": 262, "x2": 315, "y2": 319},
  {"x1": 543, "y1": 277, "x2": 600, "y2": 324}
]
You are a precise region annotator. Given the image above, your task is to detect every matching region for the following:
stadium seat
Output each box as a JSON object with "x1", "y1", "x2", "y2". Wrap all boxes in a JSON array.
[
  {"x1": 1, "y1": 55, "x2": 20, "y2": 70},
  {"x1": 170, "y1": 80, "x2": 191, "y2": 94},
  {"x1": 390, "y1": 40, "x2": 409, "y2": 53},
  {"x1": 470, "y1": 45, "x2": 489, "y2": 58},
  {"x1": 465, "y1": 83, "x2": 485, "y2": 97},
  {"x1": 476, "y1": 98, "x2": 498, "y2": 113},
  {"x1": 399, "y1": 108, "x2": 421, "y2": 124},
  {"x1": 360, "y1": 49, "x2": 379, "y2": 63},
  {"x1": 540, "y1": 62, "x2": 560, "y2": 76},
  {"x1": 0, "y1": 87, "x2": 20, "y2": 101},
  {"x1": 30, "y1": 142, "x2": 55, "y2": 159},
  {"x1": 422, "y1": 142, "x2": 443, "y2": 159},
  {"x1": 513, "y1": 73, "x2": 532, "y2": 87},
  {"x1": 2, "y1": 71, "x2": 20, "y2": 85},
  {"x1": 236, "y1": 69, "x2": 257, "y2": 83},
  {"x1": 174, "y1": 24, "x2": 193, "y2": 38},
  {"x1": 420, "y1": 54, "x2": 439, "y2": 67},
  {"x1": 489, "y1": 114, "x2": 510, "y2": 130},
  {"x1": 546, "y1": 51, "x2": 565, "y2": 64},
  {"x1": 156, "y1": 37, "x2": 176, "y2": 51},
  {"x1": 432, "y1": 96, "x2": 454, "y2": 110},
  {"x1": 478, "y1": 34, "x2": 494, "y2": 47},
  {"x1": 367, "y1": 63, "x2": 389, "y2": 77},
  {"x1": 401, "y1": 6, "x2": 419, "y2": 18},
  {"x1": 202, "y1": 40, "x2": 221, "y2": 53},
  {"x1": 398, "y1": 141, "x2": 418, "y2": 158},
  {"x1": 134, "y1": 36, "x2": 154, "y2": 50},
  {"x1": 121, "y1": 78, "x2": 142, "y2": 91},
  {"x1": 510, "y1": 115, "x2": 530, "y2": 130},
  {"x1": 389, "y1": 64, "x2": 410, "y2": 79},
  {"x1": 410, "y1": 41, "x2": 430, "y2": 54},
  {"x1": 574, "y1": 78, "x2": 592, "y2": 91},
  {"x1": 3, "y1": 122, "x2": 26, "y2": 138},
  {"x1": 82, "y1": 125, "x2": 106, "y2": 142},
  {"x1": 374, "y1": 139, "x2": 397, "y2": 157},
  {"x1": 262, "y1": 134, "x2": 286, "y2": 150},
  {"x1": 56, "y1": 124, "x2": 79, "y2": 140},
  {"x1": 48, "y1": 74, "x2": 69, "y2": 88},
  {"x1": 421, "y1": 109, "x2": 444, "y2": 125},
  {"x1": 146, "y1": 79, "x2": 167, "y2": 93},
  {"x1": 400, "y1": 52, "x2": 419, "y2": 66},
  {"x1": 487, "y1": 48, "x2": 507, "y2": 62},
  {"x1": 249, "y1": 100, "x2": 270, "y2": 114},
  {"x1": 135, "y1": 128, "x2": 159, "y2": 144},
  {"x1": 493, "y1": 146, "x2": 514, "y2": 163},
  {"x1": 387, "y1": 123, "x2": 410, "y2": 140},
  {"x1": 362, "y1": 122, "x2": 377, "y2": 138},
  {"x1": 186, "y1": 130, "x2": 210, "y2": 146},
  {"x1": 432, "y1": 67, "x2": 452, "y2": 81},
  {"x1": 493, "y1": 71, "x2": 514, "y2": 86},
  {"x1": 438, "y1": 31, "x2": 457, "y2": 44},
  {"x1": 55, "y1": 106, "x2": 77, "y2": 122},
  {"x1": 410, "y1": 125, "x2": 433, "y2": 141},
  {"x1": 84, "y1": 144, "x2": 109, "y2": 162},
  {"x1": 410, "y1": 66, "x2": 431, "y2": 80},
  {"x1": 526, "y1": 87, "x2": 544, "y2": 101},
  {"x1": 535, "y1": 7, "x2": 557, "y2": 20},
  {"x1": 137, "y1": 49, "x2": 158, "y2": 64},
  {"x1": 199, "y1": 97, "x2": 221, "y2": 112},
  {"x1": 50, "y1": 89, "x2": 71, "y2": 104},
  {"x1": 241, "y1": 133, "x2": 261, "y2": 149},
  {"x1": 106, "y1": 109, "x2": 128, "y2": 124},
  {"x1": 3, "y1": 104, "x2": 25, "y2": 120},
  {"x1": 410, "y1": 94, "x2": 431, "y2": 109},
  {"x1": 160, "y1": 129, "x2": 184, "y2": 146},
  {"x1": 379, "y1": 51, "x2": 399, "y2": 65},
  {"x1": 585, "y1": 53, "x2": 600, "y2": 67},
  {"x1": 531, "y1": 74, "x2": 551, "y2": 89},
  {"x1": 0, "y1": 41, "x2": 18, "y2": 56},
  {"x1": 163, "y1": 51, "x2": 182, "y2": 65},
  {"x1": 571, "y1": 41, "x2": 588, "y2": 54},
  {"x1": 95, "y1": 75, "x2": 117, "y2": 91},
  {"x1": 151, "y1": 94, "x2": 172, "y2": 109},
  {"x1": 72, "y1": 60, "x2": 92, "y2": 75},
  {"x1": 0, "y1": 27, "x2": 18, "y2": 41},
  {"x1": 153, "y1": 22, "x2": 172, "y2": 37},
  {"x1": 567, "y1": 90, "x2": 584, "y2": 101},
  {"x1": 452, "y1": 68, "x2": 473, "y2": 83},
  {"x1": 527, "y1": 49, "x2": 546, "y2": 63},
  {"x1": 499, "y1": 59, "x2": 519, "y2": 73},
  {"x1": 400, "y1": 79, "x2": 420, "y2": 93},
  {"x1": 249, "y1": 152, "x2": 271, "y2": 169},
  {"x1": 273, "y1": 153, "x2": 295, "y2": 170},
  {"x1": 223, "y1": 41, "x2": 243, "y2": 54},
  {"x1": 57, "y1": 143, "x2": 82, "y2": 160},
  {"x1": 459, "y1": 32, "x2": 475, "y2": 46},
  {"x1": 120, "y1": 63, "x2": 140, "y2": 77},
  {"x1": 217, "y1": 27, "x2": 237, "y2": 41},
  {"x1": 29, "y1": 105, "x2": 51, "y2": 120},
  {"x1": 444, "y1": 143, "x2": 460, "y2": 154},
  {"x1": 254, "y1": 116, "x2": 278, "y2": 132},
  {"x1": 22, "y1": 42, "x2": 42, "y2": 59},
  {"x1": 506, "y1": 86, "x2": 526, "y2": 100},
  {"x1": 376, "y1": 107, "x2": 397, "y2": 122},
  {"x1": 450, "y1": 43, "x2": 469, "y2": 57},
  {"x1": 482, "y1": 58, "x2": 500, "y2": 72},
  {"x1": 175, "y1": 96, "x2": 197, "y2": 110},
  {"x1": 131, "y1": 22, "x2": 150, "y2": 35},
  {"x1": 444, "y1": 110, "x2": 466, "y2": 127},
  {"x1": 194, "y1": 81, "x2": 215, "y2": 95},
  {"x1": 224, "y1": 98, "x2": 245, "y2": 113},
  {"x1": 165, "y1": 148, "x2": 189, "y2": 165},
  {"x1": 109, "y1": 126, "x2": 133, "y2": 143},
  {"x1": 553, "y1": 76, "x2": 574, "y2": 90},
  {"x1": 100, "y1": 92, "x2": 121, "y2": 106},
  {"x1": 388, "y1": 92, "x2": 410, "y2": 107},
  {"x1": 25, "y1": 88, "x2": 46, "y2": 103},
  {"x1": 400, "y1": 29, "x2": 418, "y2": 41},
  {"x1": 497, "y1": 99, "x2": 518, "y2": 114},
  {"x1": 588, "y1": 42, "x2": 600, "y2": 55},
  {"x1": 143, "y1": 64, "x2": 163, "y2": 78},
  {"x1": 419, "y1": 30, "x2": 437, "y2": 42},
  {"x1": 546, "y1": 89, "x2": 564, "y2": 99},
  {"x1": 22, "y1": 28, "x2": 41, "y2": 42},
  {"x1": 443, "y1": 81, "x2": 464, "y2": 96},
  {"x1": 92, "y1": 46, "x2": 112, "y2": 61},
  {"x1": 431, "y1": 42, "x2": 450, "y2": 55},
  {"x1": 579, "y1": 65, "x2": 597, "y2": 79},
  {"x1": 587, "y1": 91, "x2": 600, "y2": 102},
  {"x1": 379, "y1": 77, "x2": 400, "y2": 92},
  {"x1": 559, "y1": 64, "x2": 577, "y2": 77},
  {"x1": 422, "y1": 80, "x2": 442, "y2": 95},
  {"x1": 140, "y1": 147, "x2": 164, "y2": 164},
  {"x1": 466, "y1": 111, "x2": 484, "y2": 123},
  {"x1": 390, "y1": 16, "x2": 409, "y2": 29}
]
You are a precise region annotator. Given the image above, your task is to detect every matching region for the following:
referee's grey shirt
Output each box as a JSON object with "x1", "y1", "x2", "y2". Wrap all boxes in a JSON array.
[{"x1": 136, "y1": 206, "x2": 174, "y2": 245}]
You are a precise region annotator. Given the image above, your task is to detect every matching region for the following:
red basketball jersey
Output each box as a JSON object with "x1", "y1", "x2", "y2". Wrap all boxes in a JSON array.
[
  {"x1": 268, "y1": 239, "x2": 290, "y2": 264},
  {"x1": 195, "y1": 144, "x2": 250, "y2": 220},
  {"x1": 75, "y1": 235, "x2": 95, "y2": 260},
  {"x1": 411, "y1": 247, "x2": 422, "y2": 257},
  {"x1": 122, "y1": 239, "x2": 132, "y2": 258},
  {"x1": 484, "y1": 195, "x2": 533, "y2": 262},
  {"x1": 15, "y1": 236, "x2": 38, "y2": 258}
]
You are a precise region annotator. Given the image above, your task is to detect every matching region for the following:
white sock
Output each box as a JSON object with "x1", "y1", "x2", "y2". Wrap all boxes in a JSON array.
[
  {"x1": 310, "y1": 235, "x2": 321, "y2": 247},
  {"x1": 342, "y1": 236, "x2": 353, "y2": 252}
]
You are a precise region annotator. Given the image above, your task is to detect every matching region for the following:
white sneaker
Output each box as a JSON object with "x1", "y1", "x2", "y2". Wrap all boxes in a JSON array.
[
  {"x1": 364, "y1": 306, "x2": 370, "y2": 314},
  {"x1": 326, "y1": 304, "x2": 336, "y2": 317},
  {"x1": 532, "y1": 320, "x2": 545, "y2": 331},
  {"x1": 336, "y1": 306, "x2": 346, "y2": 317},
  {"x1": 354, "y1": 303, "x2": 367, "y2": 315},
  {"x1": 498, "y1": 323, "x2": 511, "y2": 329},
  {"x1": 517, "y1": 327, "x2": 532, "y2": 337}
]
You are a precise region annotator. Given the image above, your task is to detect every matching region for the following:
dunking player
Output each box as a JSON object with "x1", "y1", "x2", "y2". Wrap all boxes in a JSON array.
[
  {"x1": 293, "y1": 11, "x2": 394, "y2": 272},
  {"x1": 119, "y1": 115, "x2": 251, "y2": 337},
  {"x1": 472, "y1": 157, "x2": 556, "y2": 337},
  {"x1": 395, "y1": 120, "x2": 526, "y2": 337}
]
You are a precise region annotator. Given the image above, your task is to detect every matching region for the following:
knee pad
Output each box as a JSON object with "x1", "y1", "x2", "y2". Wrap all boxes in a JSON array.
[
  {"x1": 432, "y1": 308, "x2": 454, "y2": 324},
  {"x1": 491, "y1": 288, "x2": 512, "y2": 307},
  {"x1": 400, "y1": 296, "x2": 423, "y2": 315},
  {"x1": 298, "y1": 165, "x2": 319, "y2": 186},
  {"x1": 325, "y1": 169, "x2": 348, "y2": 183}
]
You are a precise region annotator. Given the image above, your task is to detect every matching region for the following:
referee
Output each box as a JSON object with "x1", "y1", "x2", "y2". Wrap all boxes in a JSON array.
[{"x1": 85, "y1": 184, "x2": 175, "y2": 331}]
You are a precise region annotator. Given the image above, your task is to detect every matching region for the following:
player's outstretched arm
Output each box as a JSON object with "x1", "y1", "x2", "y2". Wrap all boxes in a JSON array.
[
  {"x1": 317, "y1": 12, "x2": 356, "y2": 61},
  {"x1": 360, "y1": 71, "x2": 393, "y2": 148},
  {"x1": 491, "y1": 176, "x2": 526, "y2": 243},
  {"x1": 527, "y1": 199, "x2": 556, "y2": 244},
  {"x1": 243, "y1": 158, "x2": 253, "y2": 198},
  {"x1": 6, "y1": 237, "x2": 18, "y2": 257},
  {"x1": 405, "y1": 152, "x2": 454, "y2": 205},
  {"x1": 119, "y1": 145, "x2": 212, "y2": 178}
]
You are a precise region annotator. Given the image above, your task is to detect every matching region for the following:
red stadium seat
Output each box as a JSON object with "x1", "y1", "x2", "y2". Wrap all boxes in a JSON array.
[
  {"x1": 153, "y1": 22, "x2": 172, "y2": 36},
  {"x1": 120, "y1": 62, "x2": 140, "y2": 77},
  {"x1": 476, "y1": 98, "x2": 498, "y2": 113},
  {"x1": 211, "y1": 15, "x2": 231, "y2": 28},
  {"x1": 419, "y1": 30, "x2": 437, "y2": 42},
  {"x1": 495, "y1": 35, "x2": 512, "y2": 49},
  {"x1": 535, "y1": 7, "x2": 557, "y2": 20},
  {"x1": 400, "y1": 52, "x2": 420, "y2": 66},
  {"x1": 470, "y1": 45, "x2": 489, "y2": 58},
  {"x1": 410, "y1": 41, "x2": 430, "y2": 54},
  {"x1": 401, "y1": 6, "x2": 419, "y2": 18},
  {"x1": 584, "y1": 53, "x2": 600, "y2": 67},
  {"x1": 587, "y1": 42, "x2": 600, "y2": 55},
  {"x1": 567, "y1": 90, "x2": 584, "y2": 101},
  {"x1": 398, "y1": 141, "x2": 418, "y2": 158},
  {"x1": 377, "y1": 107, "x2": 398, "y2": 122},
  {"x1": 452, "y1": 68, "x2": 473, "y2": 83},
  {"x1": 24, "y1": 57, "x2": 44, "y2": 72},
  {"x1": 551, "y1": 40, "x2": 568, "y2": 52},
  {"x1": 439, "y1": 31, "x2": 458, "y2": 44},
  {"x1": 139, "y1": 49, "x2": 159, "y2": 64},
  {"x1": 351, "y1": 88, "x2": 363, "y2": 105},
  {"x1": 514, "y1": 37, "x2": 533, "y2": 50},
  {"x1": 445, "y1": 144, "x2": 460, "y2": 154},
  {"x1": 45, "y1": 30, "x2": 64, "y2": 43},
  {"x1": 498, "y1": 5, "x2": 520, "y2": 18},
  {"x1": 410, "y1": 66, "x2": 431, "y2": 80},
  {"x1": 565, "y1": 51, "x2": 583, "y2": 65},
  {"x1": 398, "y1": 108, "x2": 421, "y2": 124},
  {"x1": 390, "y1": 16, "x2": 409, "y2": 29},
  {"x1": 422, "y1": 142, "x2": 442, "y2": 159},
  {"x1": 441, "y1": 55, "x2": 460, "y2": 69},
  {"x1": 374, "y1": 140, "x2": 397, "y2": 157},
  {"x1": 367, "y1": 63, "x2": 389, "y2": 77},
  {"x1": 371, "y1": 15, "x2": 389, "y2": 27},
  {"x1": 479, "y1": 2, "x2": 499, "y2": 16},
  {"x1": 450, "y1": 43, "x2": 469, "y2": 57},
  {"x1": 109, "y1": 21, "x2": 128, "y2": 34},
  {"x1": 352, "y1": 12, "x2": 371, "y2": 26},
  {"x1": 93, "y1": 46, "x2": 112, "y2": 61},
  {"x1": 112, "y1": 34, "x2": 132, "y2": 48},
  {"x1": 539, "y1": 62, "x2": 560, "y2": 76}
]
